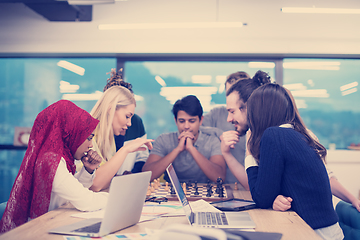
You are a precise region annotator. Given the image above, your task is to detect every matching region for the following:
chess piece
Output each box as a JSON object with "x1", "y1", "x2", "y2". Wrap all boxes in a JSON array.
[
  {"x1": 170, "y1": 184, "x2": 176, "y2": 194},
  {"x1": 146, "y1": 185, "x2": 151, "y2": 196},
  {"x1": 194, "y1": 181, "x2": 198, "y2": 189},
  {"x1": 194, "y1": 187, "x2": 199, "y2": 196},
  {"x1": 164, "y1": 182, "x2": 169, "y2": 191},
  {"x1": 182, "y1": 182, "x2": 187, "y2": 194},
  {"x1": 206, "y1": 187, "x2": 212, "y2": 197},
  {"x1": 150, "y1": 182, "x2": 155, "y2": 192},
  {"x1": 234, "y1": 182, "x2": 238, "y2": 190}
]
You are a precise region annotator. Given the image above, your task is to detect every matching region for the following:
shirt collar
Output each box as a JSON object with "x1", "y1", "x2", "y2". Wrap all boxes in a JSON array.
[{"x1": 279, "y1": 123, "x2": 294, "y2": 129}]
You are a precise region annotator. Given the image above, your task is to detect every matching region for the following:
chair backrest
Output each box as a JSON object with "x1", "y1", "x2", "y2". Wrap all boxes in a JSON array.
[{"x1": 336, "y1": 200, "x2": 360, "y2": 240}]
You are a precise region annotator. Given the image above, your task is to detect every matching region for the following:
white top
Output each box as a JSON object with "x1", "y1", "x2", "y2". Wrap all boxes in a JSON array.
[{"x1": 49, "y1": 158, "x2": 108, "y2": 212}]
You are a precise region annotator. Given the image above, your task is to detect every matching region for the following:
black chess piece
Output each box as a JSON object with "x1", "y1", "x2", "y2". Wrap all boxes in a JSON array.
[
  {"x1": 219, "y1": 187, "x2": 224, "y2": 197},
  {"x1": 194, "y1": 181, "x2": 198, "y2": 189},
  {"x1": 194, "y1": 187, "x2": 199, "y2": 195},
  {"x1": 170, "y1": 185, "x2": 176, "y2": 195},
  {"x1": 187, "y1": 180, "x2": 192, "y2": 190},
  {"x1": 206, "y1": 188, "x2": 212, "y2": 197}
]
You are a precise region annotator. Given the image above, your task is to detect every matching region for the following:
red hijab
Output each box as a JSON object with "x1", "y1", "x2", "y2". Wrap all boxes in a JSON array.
[{"x1": 0, "y1": 100, "x2": 99, "y2": 232}]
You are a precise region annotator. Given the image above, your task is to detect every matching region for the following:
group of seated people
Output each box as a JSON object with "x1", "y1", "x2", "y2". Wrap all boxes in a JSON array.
[{"x1": 1, "y1": 68, "x2": 359, "y2": 240}]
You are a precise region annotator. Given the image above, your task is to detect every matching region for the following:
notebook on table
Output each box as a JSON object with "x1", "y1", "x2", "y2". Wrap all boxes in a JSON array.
[
  {"x1": 166, "y1": 164, "x2": 256, "y2": 229},
  {"x1": 49, "y1": 171, "x2": 151, "y2": 237}
]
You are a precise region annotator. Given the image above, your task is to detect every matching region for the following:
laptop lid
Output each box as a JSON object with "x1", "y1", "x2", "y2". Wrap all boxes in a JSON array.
[
  {"x1": 166, "y1": 164, "x2": 256, "y2": 229},
  {"x1": 49, "y1": 171, "x2": 151, "y2": 237},
  {"x1": 166, "y1": 164, "x2": 194, "y2": 225}
]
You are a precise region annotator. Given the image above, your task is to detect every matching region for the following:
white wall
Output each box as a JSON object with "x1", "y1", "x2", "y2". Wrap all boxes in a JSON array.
[
  {"x1": 327, "y1": 150, "x2": 360, "y2": 207},
  {"x1": 1, "y1": 0, "x2": 360, "y2": 55}
]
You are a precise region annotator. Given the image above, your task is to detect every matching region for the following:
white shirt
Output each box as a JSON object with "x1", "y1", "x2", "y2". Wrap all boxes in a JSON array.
[{"x1": 49, "y1": 158, "x2": 108, "y2": 212}]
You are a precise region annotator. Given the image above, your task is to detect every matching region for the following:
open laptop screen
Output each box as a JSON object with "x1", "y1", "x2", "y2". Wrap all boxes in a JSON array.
[{"x1": 166, "y1": 164, "x2": 193, "y2": 223}]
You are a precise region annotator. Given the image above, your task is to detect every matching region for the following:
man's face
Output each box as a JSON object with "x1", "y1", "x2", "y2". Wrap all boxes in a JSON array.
[
  {"x1": 226, "y1": 91, "x2": 249, "y2": 136},
  {"x1": 175, "y1": 110, "x2": 203, "y2": 138}
]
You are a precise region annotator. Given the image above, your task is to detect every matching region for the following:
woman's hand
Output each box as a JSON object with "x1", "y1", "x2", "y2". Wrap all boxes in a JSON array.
[
  {"x1": 81, "y1": 149, "x2": 102, "y2": 174},
  {"x1": 122, "y1": 138, "x2": 154, "y2": 153},
  {"x1": 273, "y1": 195, "x2": 293, "y2": 211}
]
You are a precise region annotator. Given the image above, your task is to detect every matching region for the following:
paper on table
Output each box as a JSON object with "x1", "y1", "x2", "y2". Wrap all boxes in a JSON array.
[
  {"x1": 190, "y1": 199, "x2": 222, "y2": 212},
  {"x1": 71, "y1": 209, "x2": 156, "y2": 223}
]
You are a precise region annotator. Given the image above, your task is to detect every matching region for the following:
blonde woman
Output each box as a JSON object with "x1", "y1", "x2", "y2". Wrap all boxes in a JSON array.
[{"x1": 89, "y1": 86, "x2": 153, "y2": 191}]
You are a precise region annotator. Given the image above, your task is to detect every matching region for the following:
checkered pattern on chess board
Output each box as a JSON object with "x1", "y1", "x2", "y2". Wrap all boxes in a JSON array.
[{"x1": 149, "y1": 183, "x2": 228, "y2": 200}]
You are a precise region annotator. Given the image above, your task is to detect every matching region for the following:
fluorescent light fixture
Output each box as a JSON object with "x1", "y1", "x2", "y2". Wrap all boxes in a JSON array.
[
  {"x1": 98, "y1": 22, "x2": 243, "y2": 30},
  {"x1": 283, "y1": 83, "x2": 307, "y2": 91},
  {"x1": 192, "y1": 75, "x2": 212, "y2": 84},
  {"x1": 248, "y1": 62, "x2": 275, "y2": 69},
  {"x1": 281, "y1": 7, "x2": 360, "y2": 14},
  {"x1": 341, "y1": 88, "x2": 357, "y2": 96},
  {"x1": 218, "y1": 84, "x2": 225, "y2": 94},
  {"x1": 293, "y1": 99, "x2": 307, "y2": 109},
  {"x1": 291, "y1": 89, "x2": 329, "y2": 98},
  {"x1": 62, "y1": 91, "x2": 103, "y2": 101},
  {"x1": 340, "y1": 82, "x2": 358, "y2": 92},
  {"x1": 155, "y1": 76, "x2": 166, "y2": 87},
  {"x1": 57, "y1": 60, "x2": 85, "y2": 76},
  {"x1": 216, "y1": 75, "x2": 227, "y2": 84},
  {"x1": 283, "y1": 61, "x2": 340, "y2": 70},
  {"x1": 59, "y1": 80, "x2": 80, "y2": 93},
  {"x1": 160, "y1": 86, "x2": 218, "y2": 97}
]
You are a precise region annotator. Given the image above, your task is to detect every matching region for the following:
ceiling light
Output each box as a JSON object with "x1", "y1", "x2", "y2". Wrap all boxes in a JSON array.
[
  {"x1": 216, "y1": 75, "x2": 227, "y2": 84},
  {"x1": 192, "y1": 75, "x2": 212, "y2": 84},
  {"x1": 341, "y1": 88, "x2": 357, "y2": 96},
  {"x1": 62, "y1": 91, "x2": 102, "y2": 101},
  {"x1": 283, "y1": 83, "x2": 307, "y2": 91},
  {"x1": 283, "y1": 61, "x2": 340, "y2": 70},
  {"x1": 98, "y1": 22, "x2": 243, "y2": 30},
  {"x1": 291, "y1": 89, "x2": 329, "y2": 98},
  {"x1": 340, "y1": 82, "x2": 358, "y2": 92},
  {"x1": 155, "y1": 76, "x2": 166, "y2": 87},
  {"x1": 281, "y1": 7, "x2": 360, "y2": 14},
  {"x1": 248, "y1": 62, "x2": 275, "y2": 69},
  {"x1": 57, "y1": 60, "x2": 85, "y2": 75}
]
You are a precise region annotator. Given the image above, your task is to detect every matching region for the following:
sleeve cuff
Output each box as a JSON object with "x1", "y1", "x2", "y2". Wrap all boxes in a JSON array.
[{"x1": 245, "y1": 155, "x2": 258, "y2": 170}]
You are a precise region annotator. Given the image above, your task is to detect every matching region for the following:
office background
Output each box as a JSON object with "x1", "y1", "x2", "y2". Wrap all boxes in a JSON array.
[{"x1": 1, "y1": 0, "x2": 360, "y2": 203}]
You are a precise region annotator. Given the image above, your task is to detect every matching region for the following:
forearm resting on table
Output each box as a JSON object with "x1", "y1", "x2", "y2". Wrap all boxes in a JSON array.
[
  {"x1": 90, "y1": 148, "x2": 129, "y2": 192},
  {"x1": 223, "y1": 151, "x2": 249, "y2": 190}
]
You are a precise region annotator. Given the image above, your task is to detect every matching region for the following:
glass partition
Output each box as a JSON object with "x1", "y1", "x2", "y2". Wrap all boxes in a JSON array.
[
  {"x1": 0, "y1": 58, "x2": 116, "y2": 202},
  {"x1": 283, "y1": 59, "x2": 360, "y2": 149},
  {"x1": 124, "y1": 61, "x2": 275, "y2": 139}
]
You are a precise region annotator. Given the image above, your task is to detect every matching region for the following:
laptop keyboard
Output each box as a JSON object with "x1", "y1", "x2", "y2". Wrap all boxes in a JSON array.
[
  {"x1": 72, "y1": 221, "x2": 101, "y2": 233},
  {"x1": 197, "y1": 212, "x2": 228, "y2": 225}
]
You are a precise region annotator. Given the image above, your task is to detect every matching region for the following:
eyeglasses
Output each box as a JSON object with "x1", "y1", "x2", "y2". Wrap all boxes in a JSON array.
[{"x1": 145, "y1": 196, "x2": 168, "y2": 204}]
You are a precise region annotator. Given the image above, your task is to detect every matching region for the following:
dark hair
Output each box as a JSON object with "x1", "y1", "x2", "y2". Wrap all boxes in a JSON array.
[
  {"x1": 225, "y1": 71, "x2": 251, "y2": 89},
  {"x1": 172, "y1": 95, "x2": 203, "y2": 120},
  {"x1": 226, "y1": 70, "x2": 271, "y2": 103},
  {"x1": 247, "y1": 83, "x2": 327, "y2": 162},
  {"x1": 103, "y1": 68, "x2": 133, "y2": 93}
]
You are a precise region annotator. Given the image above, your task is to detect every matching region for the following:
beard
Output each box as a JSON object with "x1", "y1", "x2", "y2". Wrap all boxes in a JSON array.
[{"x1": 233, "y1": 121, "x2": 249, "y2": 136}]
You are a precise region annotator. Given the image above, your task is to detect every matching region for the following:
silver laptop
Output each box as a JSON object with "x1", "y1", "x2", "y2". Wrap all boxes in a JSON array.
[
  {"x1": 49, "y1": 171, "x2": 151, "y2": 237},
  {"x1": 166, "y1": 164, "x2": 256, "y2": 229}
]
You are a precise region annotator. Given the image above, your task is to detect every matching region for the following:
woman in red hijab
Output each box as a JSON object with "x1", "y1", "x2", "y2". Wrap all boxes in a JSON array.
[{"x1": 0, "y1": 100, "x2": 109, "y2": 232}]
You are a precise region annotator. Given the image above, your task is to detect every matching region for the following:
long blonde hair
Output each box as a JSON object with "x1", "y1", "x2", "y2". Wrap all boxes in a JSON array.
[{"x1": 90, "y1": 86, "x2": 136, "y2": 161}]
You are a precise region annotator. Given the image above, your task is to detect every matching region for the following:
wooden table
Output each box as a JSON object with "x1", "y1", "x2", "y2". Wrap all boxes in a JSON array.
[{"x1": 0, "y1": 186, "x2": 322, "y2": 240}]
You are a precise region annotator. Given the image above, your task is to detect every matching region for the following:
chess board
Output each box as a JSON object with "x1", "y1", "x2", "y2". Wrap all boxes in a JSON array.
[{"x1": 146, "y1": 182, "x2": 234, "y2": 202}]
